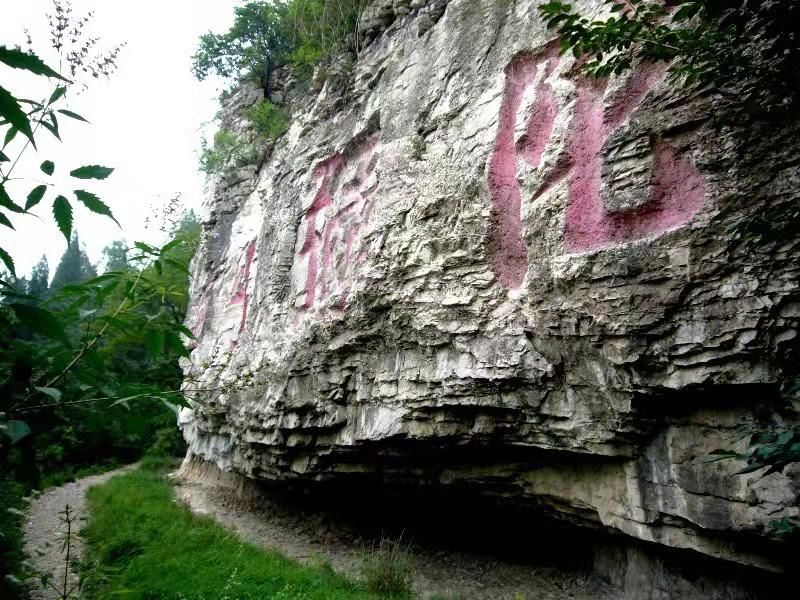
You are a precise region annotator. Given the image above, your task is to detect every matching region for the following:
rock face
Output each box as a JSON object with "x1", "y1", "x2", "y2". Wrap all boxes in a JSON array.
[{"x1": 179, "y1": 0, "x2": 799, "y2": 595}]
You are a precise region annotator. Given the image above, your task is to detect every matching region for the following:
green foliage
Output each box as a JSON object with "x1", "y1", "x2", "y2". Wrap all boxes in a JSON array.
[
  {"x1": 199, "y1": 129, "x2": 258, "y2": 174},
  {"x1": 247, "y1": 99, "x2": 290, "y2": 140},
  {"x1": 193, "y1": 1, "x2": 293, "y2": 99},
  {"x1": 0, "y1": 44, "x2": 117, "y2": 270},
  {"x1": 0, "y1": 478, "x2": 28, "y2": 599},
  {"x1": 40, "y1": 459, "x2": 119, "y2": 490},
  {"x1": 192, "y1": 0, "x2": 369, "y2": 91},
  {"x1": 707, "y1": 425, "x2": 800, "y2": 476},
  {"x1": 539, "y1": 0, "x2": 800, "y2": 112},
  {"x1": 707, "y1": 423, "x2": 800, "y2": 541},
  {"x1": 359, "y1": 537, "x2": 414, "y2": 598},
  {"x1": 82, "y1": 467, "x2": 399, "y2": 600},
  {"x1": 286, "y1": 0, "x2": 368, "y2": 77},
  {"x1": 1, "y1": 215, "x2": 199, "y2": 488}
]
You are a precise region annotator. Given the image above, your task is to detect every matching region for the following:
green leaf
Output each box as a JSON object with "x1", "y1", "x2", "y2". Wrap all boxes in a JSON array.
[
  {"x1": 0, "y1": 211, "x2": 13, "y2": 229},
  {"x1": 74, "y1": 190, "x2": 119, "y2": 226},
  {"x1": 153, "y1": 260, "x2": 162, "y2": 275},
  {"x1": 0, "y1": 184, "x2": 24, "y2": 213},
  {"x1": 25, "y1": 184, "x2": 47, "y2": 210},
  {"x1": 704, "y1": 449, "x2": 740, "y2": 463},
  {"x1": 0, "y1": 46, "x2": 68, "y2": 80},
  {"x1": 40, "y1": 160, "x2": 55, "y2": 175},
  {"x1": 97, "y1": 279, "x2": 120, "y2": 303},
  {"x1": 134, "y1": 242, "x2": 158, "y2": 255},
  {"x1": 160, "y1": 239, "x2": 183, "y2": 254},
  {"x1": 0, "y1": 149, "x2": 8, "y2": 162},
  {"x1": 159, "y1": 398, "x2": 180, "y2": 416},
  {"x1": 0, "y1": 84, "x2": 34, "y2": 146},
  {"x1": 40, "y1": 118, "x2": 60, "y2": 141},
  {"x1": 79, "y1": 308, "x2": 97, "y2": 319},
  {"x1": 33, "y1": 386, "x2": 62, "y2": 402},
  {"x1": 83, "y1": 272, "x2": 124, "y2": 285},
  {"x1": 49, "y1": 86, "x2": 67, "y2": 104},
  {"x1": 3, "y1": 126, "x2": 17, "y2": 148},
  {"x1": 57, "y1": 109, "x2": 89, "y2": 123},
  {"x1": 164, "y1": 258, "x2": 190, "y2": 275},
  {"x1": 53, "y1": 195, "x2": 73, "y2": 241},
  {"x1": 69, "y1": 165, "x2": 114, "y2": 180},
  {"x1": 145, "y1": 328, "x2": 164, "y2": 358},
  {"x1": 9, "y1": 302, "x2": 68, "y2": 343},
  {"x1": 109, "y1": 397, "x2": 133, "y2": 410},
  {"x1": 175, "y1": 324, "x2": 196, "y2": 339},
  {"x1": 0, "y1": 246, "x2": 14, "y2": 276},
  {"x1": 3, "y1": 419, "x2": 31, "y2": 444},
  {"x1": 165, "y1": 331, "x2": 190, "y2": 358}
]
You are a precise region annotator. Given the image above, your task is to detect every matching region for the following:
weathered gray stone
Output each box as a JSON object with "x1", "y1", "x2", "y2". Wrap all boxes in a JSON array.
[{"x1": 179, "y1": 0, "x2": 799, "y2": 593}]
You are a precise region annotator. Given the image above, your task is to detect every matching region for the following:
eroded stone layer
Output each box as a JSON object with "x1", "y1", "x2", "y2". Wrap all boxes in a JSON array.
[{"x1": 179, "y1": 0, "x2": 800, "y2": 582}]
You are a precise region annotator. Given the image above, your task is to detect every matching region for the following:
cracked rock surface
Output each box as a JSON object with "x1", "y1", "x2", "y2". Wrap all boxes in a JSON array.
[{"x1": 179, "y1": 1, "x2": 799, "y2": 595}]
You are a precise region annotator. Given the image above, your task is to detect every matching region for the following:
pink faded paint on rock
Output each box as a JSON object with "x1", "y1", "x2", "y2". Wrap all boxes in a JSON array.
[
  {"x1": 559, "y1": 66, "x2": 705, "y2": 251},
  {"x1": 229, "y1": 240, "x2": 257, "y2": 334},
  {"x1": 489, "y1": 51, "x2": 705, "y2": 287},
  {"x1": 298, "y1": 137, "x2": 380, "y2": 311},
  {"x1": 487, "y1": 54, "x2": 536, "y2": 289},
  {"x1": 299, "y1": 155, "x2": 342, "y2": 309}
]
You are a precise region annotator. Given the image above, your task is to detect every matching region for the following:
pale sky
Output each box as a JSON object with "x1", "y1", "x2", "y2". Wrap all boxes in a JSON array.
[{"x1": 0, "y1": 0, "x2": 239, "y2": 278}]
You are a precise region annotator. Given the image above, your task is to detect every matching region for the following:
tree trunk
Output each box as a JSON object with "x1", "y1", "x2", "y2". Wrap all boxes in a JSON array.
[{"x1": 262, "y1": 58, "x2": 273, "y2": 101}]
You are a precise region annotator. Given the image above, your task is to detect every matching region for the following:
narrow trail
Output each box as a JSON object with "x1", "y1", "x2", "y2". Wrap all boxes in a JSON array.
[
  {"x1": 175, "y1": 476, "x2": 614, "y2": 600},
  {"x1": 23, "y1": 465, "x2": 136, "y2": 600}
]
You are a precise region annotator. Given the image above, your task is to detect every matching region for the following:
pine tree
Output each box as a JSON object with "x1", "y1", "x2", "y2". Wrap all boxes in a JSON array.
[
  {"x1": 101, "y1": 241, "x2": 129, "y2": 273},
  {"x1": 26, "y1": 255, "x2": 50, "y2": 299},
  {"x1": 50, "y1": 232, "x2": 98, "y2": 290}
]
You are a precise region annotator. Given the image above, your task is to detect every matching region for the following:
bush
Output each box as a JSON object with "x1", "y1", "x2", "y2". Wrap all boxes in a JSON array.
[
  {"x1": 247, "y1": 100, "x2": 291, "y2": 140},
  {"x1": 0, "y1": 478, "x2": 28, "y2": 600},
  {"x1": 359, "y1": 536, "x2": 414, "y2": 598},
  {"x1": 287, "y1": 0, "x2": 369, "y2": 77},
  {"x1": 147, "y1": 426, "x2": 186, "y2": 458},
  {"x1": 199, "y1": 129, "x2": 258, "y2": 174},
  {"x1": 192, "y1": 1, "x2": 369, "y2": 90}
]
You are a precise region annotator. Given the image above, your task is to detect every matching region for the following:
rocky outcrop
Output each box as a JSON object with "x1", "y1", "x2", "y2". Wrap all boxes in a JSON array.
[{"x1": 179, "y1": 0, "x2": 799, "y2": 595}]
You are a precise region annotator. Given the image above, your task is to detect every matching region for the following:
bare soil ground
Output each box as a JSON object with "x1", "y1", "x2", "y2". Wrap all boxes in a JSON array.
[{"x1": 175, "y1": 475, "x2": 615, "y2": 600}]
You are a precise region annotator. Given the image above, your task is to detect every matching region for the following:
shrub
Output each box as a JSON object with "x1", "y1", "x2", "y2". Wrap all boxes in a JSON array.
[
  {"x1": 199, "y1": 129, "x2": 258, "y2": 174},
  {"x1": 146, "y1": 426, "x2": 186, "y2": 459},
  {"x1": 359, "y1": 536, "x2": 414, "y2": 598},
  {"x1": 247, "y1": 100, "x2": 291, "y2": 140},
  {"x1": 0, "y1": 479, "x2": 28, "y2": 600},
  {"x1": 193, "y1": 1, "x2": 370, "y2": 94},
  {"x1": 287, "y1": 0, "x2": 369, "y2": 77}
]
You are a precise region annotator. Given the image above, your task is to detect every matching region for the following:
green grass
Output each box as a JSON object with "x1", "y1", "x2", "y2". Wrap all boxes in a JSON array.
[
  {"x1": 82, "y1": 467, "x2": 405, "y2": 600},
  {"x1": 0, "y1": 478, "x2": 29, "y2": 599},
  {"x1": 40, "y1": 457, "x2": 122, "y2": 489}
]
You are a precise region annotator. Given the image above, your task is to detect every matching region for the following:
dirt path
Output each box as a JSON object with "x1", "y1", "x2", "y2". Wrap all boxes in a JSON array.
[
  {"x1": 176, "y1": 476, "x2": 614, "y2": 600},
  {"x1": 23, "y1": 465, "x2": 136, "y2": 600}
]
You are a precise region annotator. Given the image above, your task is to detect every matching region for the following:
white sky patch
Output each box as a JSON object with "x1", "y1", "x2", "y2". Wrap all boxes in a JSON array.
[{"x1": 0, "y1": 0, "x2": 238, "y2": 277}]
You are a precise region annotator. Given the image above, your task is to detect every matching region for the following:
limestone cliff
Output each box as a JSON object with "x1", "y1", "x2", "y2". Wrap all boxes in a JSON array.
[{"x1": 179, "y1": 0, "x2": 799, "y2": 595}]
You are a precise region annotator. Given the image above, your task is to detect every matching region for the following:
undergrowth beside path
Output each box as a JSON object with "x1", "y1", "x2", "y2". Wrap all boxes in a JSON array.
[{"x1": 82, "y1": 464, "x2": 409, "y2": 600}]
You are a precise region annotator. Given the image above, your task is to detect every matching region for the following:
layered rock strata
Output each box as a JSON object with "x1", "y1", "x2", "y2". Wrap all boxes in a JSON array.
[{"x1": 179, "y1": 0, "x2": 800, "y2": 593}]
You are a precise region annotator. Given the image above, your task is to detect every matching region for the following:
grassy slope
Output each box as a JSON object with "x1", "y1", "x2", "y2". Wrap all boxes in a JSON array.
[{"x1": 82, "y1": 465, "x2": 396, "y2": 600}]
